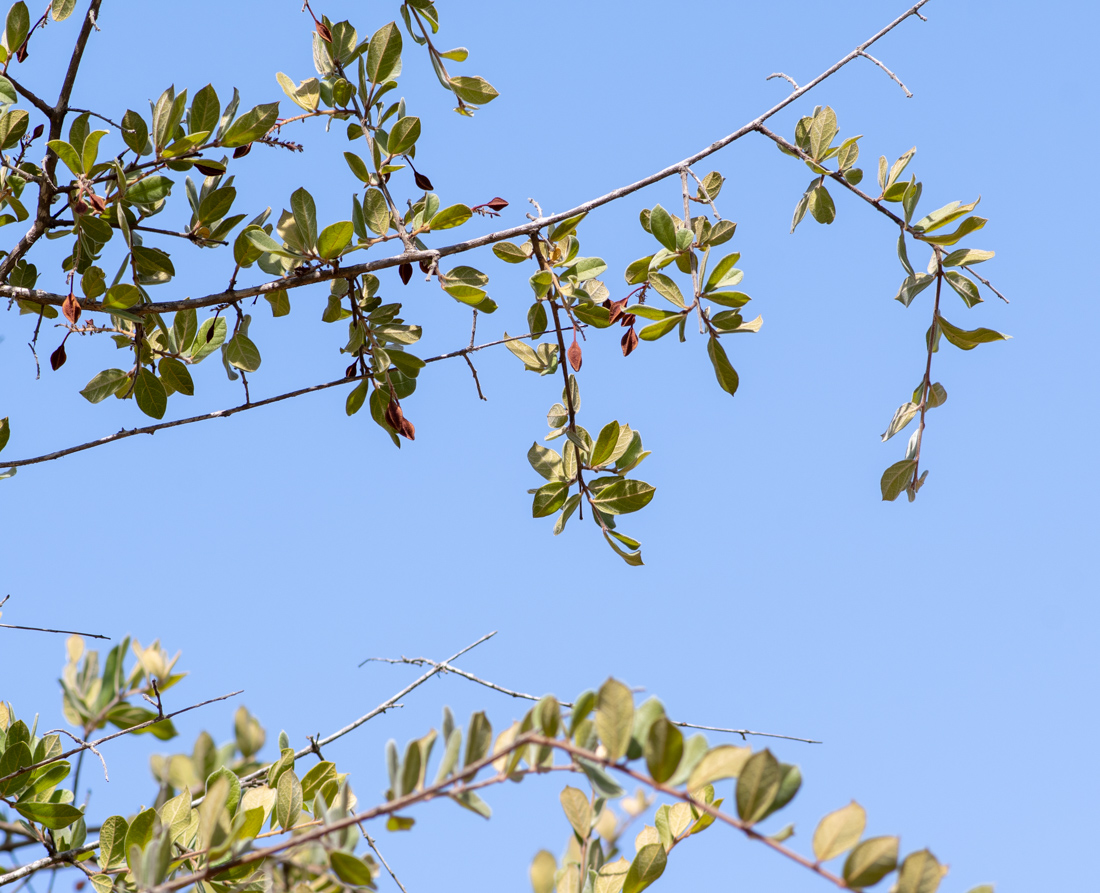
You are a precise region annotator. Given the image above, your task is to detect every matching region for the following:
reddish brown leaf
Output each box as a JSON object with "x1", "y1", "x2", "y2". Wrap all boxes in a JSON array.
[
  {"x1": 62, "y1": 294, "x2": 81, "y2": 324},
  {"x1": 86, "y1": 193, "x2": 107, "y2": 214},
  {"x1": 607, "y1": 298, "x2": 628, "y2": 325},
  {"x1": 413, "y1": 171, "x2": 433, "y2": 191},
  {"x1": 233, "y1": 143, "x2": 252, "y2": 158},
  {"x1": 399, "y1": 263, "x2": 413, "y2": 285},
  {"x1": 567, "y1": 340, "x2": 582, "y2": 371},
  {"x1": 15, "y1": 43, "x2": 28, "y2": 63},
  {"x1": 485, "y1": 197, "x2": 508, "y2": 212},
  {"x1": 194, "y1": 163, "x2": 224, "y2": 177},
  {"x1": 621, "y1": 327, "x2": 639, "y2": 357},
  {"x1": 384, "y1": 398, "x2": 416, "y2": 440},
  {"x1": 418, "y1": 258, "x2": 432, "y2": 274},
  {"x1": 49, "y1": 341, "x2": 67, "y2": 371},
  {"x1": 31, "y1": 124, "x2": 43, "y2": 141},
  {"x1": 620, "y1": 312, "x2": 636, "y2": 328},
  {"x1": 316, "y1": 21, "x2": 333, "y2": 42},
  {"x1": 345, "y1": 361, "x2": 358, "y2": 378}
]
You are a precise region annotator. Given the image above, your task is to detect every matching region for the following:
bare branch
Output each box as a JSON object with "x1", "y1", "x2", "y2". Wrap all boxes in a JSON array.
[
  {"x1": 962, "y1": 263, "x2": 1009, "y2": 303},
  {"x1": 360, "y1": 832, "x2": 410, "y2": 893},
  {"x1": 362, "y1": 655, "x2": 821, "y2": 744},
  {"x1": 0, "y1": 330, "x2": 572, "y2": 470},
  {"x1": 859, "y1": 50, "x2": 913, "y2": 97},
  {"x1": 0, "y1": 690, "x2": 242, "y2": 789},
  {"x1": 766, "y1": 72, "x2": 799, "y2": 90},
  {"x1": 0, "y1": 596, "x2": 109, "y2": 640}
]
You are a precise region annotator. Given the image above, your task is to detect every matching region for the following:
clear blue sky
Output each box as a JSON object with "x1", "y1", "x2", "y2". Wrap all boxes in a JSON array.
[{"x1": 1, "y1": 2, "x2": 1096, "y2": 892}]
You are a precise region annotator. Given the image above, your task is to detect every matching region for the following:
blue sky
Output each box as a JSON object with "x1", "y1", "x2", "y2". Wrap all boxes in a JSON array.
[{"x1": 1, "y1": 2, "x2": 1096, "y2": 892}]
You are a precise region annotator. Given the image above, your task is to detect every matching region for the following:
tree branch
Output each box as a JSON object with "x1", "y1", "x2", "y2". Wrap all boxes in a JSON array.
[
  {"x1": 0, "y1": 0, "x2": 932, "y2": 314},
  {"x1": 361, "y1": 655, "x2": 821, "y2": 744},
  {"x1": 0, "y1": 329, "x2": 572, "y2": 470}
]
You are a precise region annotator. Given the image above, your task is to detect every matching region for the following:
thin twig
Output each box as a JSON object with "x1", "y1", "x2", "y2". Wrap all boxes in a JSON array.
[
  {"x1": 962, "y1": 263, "x2": 1009, "y2": 303},
  {"x1": 0, "y1": 690, "x2": 242, "y2": 788},
  {"x1": 859, "y1": 50, "x2": 913, "y2": 97},
  {"x1": 360, "y1": 832, "x2": 410, "y2": 893},
  {"x1": 221, "y1": 632, "x2": 498, "y2": 799},
  {"x1": 0, "y1": 594, "x2": 109, "y2": 641},
  {"x1": 362, "y1": 656, "x2": 821, "y2": 744},
  {"x1": 42, "y1": 730, "x2": 107, "y2": 782},
  {"x1": 0, "y1": 0, "x2": 933, "y2": 317},
  {"x1": 0, "y1": 330, "x2": 574, "y2": 470},
  {"x1": 766, "y1": 72, "x2": 799, "y2": 89}
]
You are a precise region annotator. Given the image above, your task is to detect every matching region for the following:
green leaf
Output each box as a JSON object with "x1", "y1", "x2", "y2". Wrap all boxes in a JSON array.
[
  {"x1": 813, "y1": 801, "x2": 866, "y2": 861},
  {"x1": 399, "y1": 739, "x2": 421, "y2": 796},
  {"x1": 648, "y1": 272, "x2": 685, "y2": 308},
  {"x1": 531, "y1": 850, "x2": 557, "y2": 893},
  {"x1": 589, "y1": 420, "x2": 620, "y2": 468},
  {"x1": 638, "y1": 316, "x2": 681, "y2": 341},
  {"x1": 895, "y1": 849, "x2": 946, "y2": 893},
  {"x1": 735, "y1": 749, "x2": 780, "y2": 824},
  {"x1": 942, "y1": 247, "x2": 994, "y2": 267},
  {"x1": 80, "y1": 369, "x2": 128, "y2": 404},
  {"x1": 880, "y1": 459, "x2": 917, "y2": 502},
  {"x1": 192, "y1": 317, "x2": 227, "y2": 362},
  {"x1": 706, "y1": 337, "x2": 739, "y2": 396},
  {"x1": 450, "y1": 76, "x2": 499, "y2": 106},
  {"x1": 121, "y1": 110, "x2": 148, "y2": 155},
  {"x1": 881, "y1": 402, "x2": 918, "y2": 442},
  {"x1": 158, "y1": 358, "x2": 194, "y2": 396},
  {"x1": 5, "y1": 2, "x2": 28, "y2": 56},
  {"x1": 648, "y1": 204, "x2": 676, "y2": 251},
  {"x1": 528, "y1": 442, "x2": 564, "y2": 481},
  {"x1": 134, "y1": 369, "x2": 167, "y2": 419},
  {"x1": 103, "y1": 284, "x2": 142, "y2": 309},
  {"x1": 50, "y1": 0, "x2": 77, "y2": 20},
  {"x1": 366, "y1": 22, "x2": 403, "y2": 84},
  {"x1": 0, "y1": 741, "x2": 31, "y2": 795},
  {"x1": 843, "y1": 836, "x2": 899, "y2": 888},
  {"x1": 449, "y1": 789, "x2": 492, "y2": 818},
  {"x1": 686, "y1": 744, "x2": 751, "y2": 792},
  {"x1": 595, "y1": 678, "x2": 633, "y2": 762},
  {"x1": 97, "y1": 816, "x2": 128, "y2": 870},
  {"x1": 0, "y1": 416, "x2": 8, "y2": 453},
  {"x1": 622, "y1": 843, "x2": 666, "y2": 893},
  {"x1": 644, "y1": 717, "x2": 683, "y2": 784},
  {"x1": 289, "y1": 187, "x2": 318, "y2": 250},
  {"x1": 330, "y1": 852, "x2": 376, "y2": 887},
  {"x1": 809, "y1": 184, "x2": 836, "y2": 224},
  {"x1": 914, "y1": 216, "x2": 987, "y2": 247},
  {"x1": 345, "y1": 380, "x2": 369, "y2": 416},
  {"x1": 14, "y1": 801, "x2": 83, "y2": 831},
  {"x1": 548, "y1": 213, "x2": 587, "y2": 242},
  {"x1": 944, "y1": 271, "x2": 982, "y2": 308},
  {"x1": 47, "y1": 139, "x2": 83, "y2": 177},
  {"x1": 936, "y1": 315, "x2": 1010, "y2": 350},
  {"x1": 220, "y1": 102, "x2": 279, "y2": 148},
  {"x1": 493, "y1": 241, "x2": 529, "y2": 264},
  {"x1": 533, "y1": 481, "x2": 569, "y2": 517},
  {"x1": 808, "y1": 106, "x2": 838, "y2": 159},
  {"x1": 387, "y1": 116, "x2": 421, "y2": 155},
  {"x1": 463, "y1": 712, "x2": 492, "y2": 767},
  {"x1": 276, "y1": 770, "x2": 303, "y2": 830},
  {"x1": 429, "y1": 203, "x2": 472, "y2": 230},
  {"x1": 0, "y1": 108, "x2": 28, "y2": 149},
  {"x1": 591, "y1": 480, "x2": 655, "y2": 515},
  {"x1": 559, "y1": 786, "x2": 591, "y2": 840},
  {"x1": 317, "y1": 221, "x2": 354, "y2": 258},
  {"x1": 225, "y1": 335, "x2": 261, "y2": 372},
  {"x1": 703, "y1": 253, "x2": 742, "y2": 292},
  {"x1": 126, "y1": 175, "x2": 174, "y2": 205}
]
